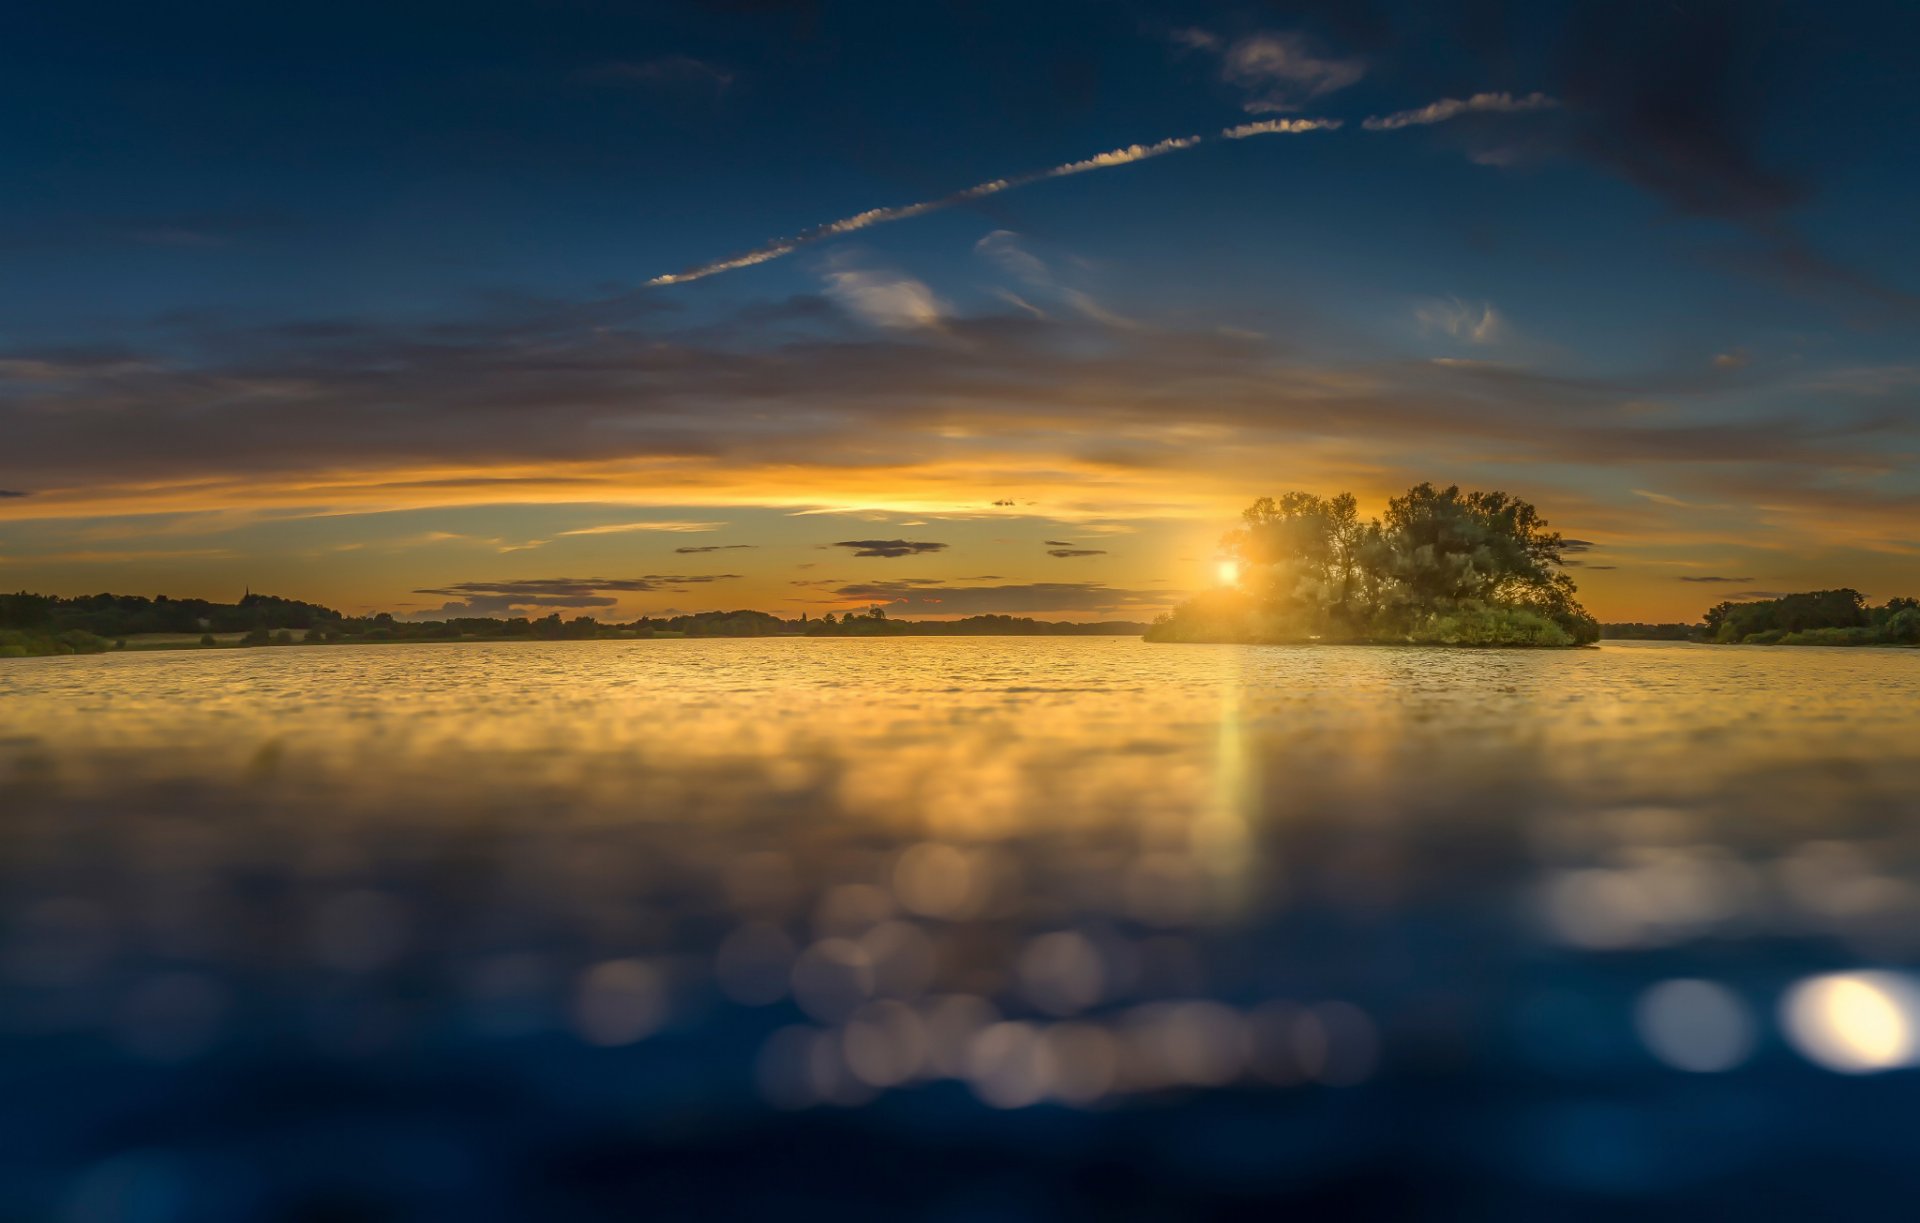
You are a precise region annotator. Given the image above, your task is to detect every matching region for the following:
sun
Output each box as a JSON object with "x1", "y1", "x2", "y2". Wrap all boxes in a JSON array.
[{"x1": 1216, "y1": 559, "x2": 1240, "y2": 586}]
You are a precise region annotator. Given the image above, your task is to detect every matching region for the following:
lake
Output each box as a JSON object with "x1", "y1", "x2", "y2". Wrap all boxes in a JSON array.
[{"x1": 5, "y1": 639, "x2": 1919, "y2": 1218}]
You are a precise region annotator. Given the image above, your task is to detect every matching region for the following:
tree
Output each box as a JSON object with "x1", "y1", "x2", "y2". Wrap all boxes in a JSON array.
[{"x1": 1149, "y1": 482, "x2": 1597, "y2": 645}]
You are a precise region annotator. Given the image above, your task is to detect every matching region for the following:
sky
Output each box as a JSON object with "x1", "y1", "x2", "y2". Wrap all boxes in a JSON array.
[{"x1": 2, "y1": 0, "x2": 1917, "y2": 623}]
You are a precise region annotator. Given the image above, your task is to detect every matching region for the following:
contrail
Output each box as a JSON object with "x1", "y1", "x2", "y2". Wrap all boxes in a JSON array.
[
  {"x1": 647, "y1": 119, "x2": 1341, "y2": 286},
  {"x1": 1362, "y1": 91, "x2": 1557, "y2": 131}
]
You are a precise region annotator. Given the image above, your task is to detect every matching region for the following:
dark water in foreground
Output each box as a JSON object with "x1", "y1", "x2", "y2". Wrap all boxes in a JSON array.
[{"x1": 3, "y1": 639, "x2": 1919, "y2": 1219}]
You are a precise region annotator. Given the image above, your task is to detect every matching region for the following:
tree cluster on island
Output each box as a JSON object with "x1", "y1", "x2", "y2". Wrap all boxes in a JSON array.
[
  {"x1": 1597, "y1": 592, "x2": 1919, "y2": 645},
  {"x1": 1147, "y1": 483, "x2": 1602, "y2": 646},
  {"x1": 1701, "y1": 590, "x2": 1919, "y2": 645}
]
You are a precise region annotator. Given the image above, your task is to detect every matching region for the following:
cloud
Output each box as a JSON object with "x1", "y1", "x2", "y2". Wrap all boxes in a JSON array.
[
  {"x1": 831, "y1": 539, "x2": 949, "y2": 558},
  {"x1": 1712, "y1": 236, "x2": 1920, "y2": 323},
  {"x1": 0, "y1": 489, "x2": 26, "y2": 498},
  {"x1": 1562, "y1": 2, "x2": 1803, "y2": 220},
  {"x1": 820, "y1": 254, "x2": 945, "y2": 329},
  {"x1": 647, "y1": 117, "x2": 1336, "y2": 287},
  {"x1": 1362, "y1": 91, "x2": 1557, "y2": 131},
  {"x1": 673, "y1": 544, "x2": 756, "y2": 554},
  {"x1": 1677, "y1": 575, "x2": 1757, "y2": 583},
  {"x1": 6, "y1": 288, "x2": 1916, "y2": 557},
  {"x1": 1168, "y1": 27, "x2": 1222, "y2": 53},
  {"x1": 831, "y1": 581, "x2": 1163, "y2": 615},
  {"x1": 1221, "y1": 117, "x2": 1343, "y2": 139},
  {"x1": 1633, "y1": 490, "x2": 1696, "y2": 508},
  {"x1": 409, "y1": 574, "x2": 739, "y2": 618},
  {"x1": 555, "y1": 520, "x2": 726, "y2": 536},
  {"x1": 1048, "y1": 548, "x2": 1107, "y2": 558},
  {"x1": 1043, "y1": 540, "x2": 1076, "y2": 547},
  {"x1": 992, "y1": 499, "x2": 1017, "y2": 507},
  {"x1": 1560, "y1": 539, "x2": 1596, "y2": 553},
  {"x1": 648, "y1": 135, "x2": 1204, "y2": 286},
  {"x1": 1216, "y1": 33, "x2": 1364, "y2": 113},
  {"x1": 1713, "y1": 351, "x2": 1749, "y2": 370},
  {"x1": 585, "y1": 56, "x2": 734, "y2": 92},
  {"x1": 21, "y1": 547, "x2": 236, "y2": 564},
  {"x1": 1416, "y1": 297, "x2": 1505, "y2": 344},
  {"x1": 975, "y1": 230, "x2": 1050, "y2": 287},
  {"x1": 972, "y1": 231, "x2": 1148, "y2": 329}
]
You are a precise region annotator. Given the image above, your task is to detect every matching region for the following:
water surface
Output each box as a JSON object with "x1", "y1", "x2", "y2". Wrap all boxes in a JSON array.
[{"x1": 4, "y1": 640, "x2": 1918, "y2": 1218}]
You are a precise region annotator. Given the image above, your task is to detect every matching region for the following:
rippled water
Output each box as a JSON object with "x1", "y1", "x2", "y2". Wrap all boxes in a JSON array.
[{"x1": 4, "y1": 640, "x2": 1919, "y2": 1219}]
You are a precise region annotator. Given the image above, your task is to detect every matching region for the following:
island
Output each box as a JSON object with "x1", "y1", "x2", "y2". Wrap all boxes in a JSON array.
[{"x1": 1146, "y1": 483, "x2": 1601, "y2": 646}]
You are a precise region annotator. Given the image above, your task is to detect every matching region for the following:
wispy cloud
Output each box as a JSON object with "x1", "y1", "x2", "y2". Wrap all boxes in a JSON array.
[
  {"x1": 1363, "y1": 91, "x2": 1558, "y2": 131},
  {"x1": 1222, "y1": 117, "x2": 1343, "y2": 139},
  {"x1": 648, "y1": 121, "x2": 1337, "y2": 286},
  {"x1": 820, "y1": 253, "x2": 945, "y2": 329},
  {"x1": 831, "y1": 539, "x2": 949, "y2": 558},
  {"x1": 1633, "y1": 490, "x2": 1696, "y2": 508},
  {"x1": 1048, "y1": 548, "x2": 1107, "y2": 558},
  {"x1": 833, "y1": 580, "x2": 1162, "y2": 615},
  {"x1": 1678, "y1": 575, "x2": 1757, "y2": 583},
  {"x1": 1211, "y1": 32, "x2": 1365, "y2": 114},
  {"x1": 1168, "y1": 27, "x2": 1221, "y2": 54},
  {"x1": 554, "y1": 520, "x2": 726, "y2": 536},
  {"x1": 975, "y1": 230, "x2": 1050, "y2": 287},
  {"x1": 1416, "y1": 297, "x2": 1506, "y2": 344},
  {"x1": 410, "y1": 574, "x2": 738, "y2": 617},
  {"x1": 972, "y1": 230, "x2": 1150, "y2": 328},
  {"x1": 26, "y1": 547, "x2": 236, "y2": 564},
  {"x1": 674, "y1": 543, "x2": 756, "y2": 554}
]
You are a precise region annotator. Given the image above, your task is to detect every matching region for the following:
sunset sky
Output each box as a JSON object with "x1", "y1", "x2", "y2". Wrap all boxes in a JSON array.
[{"x1": 3, "y1": 0, "x2": 1917, "y2": 622}]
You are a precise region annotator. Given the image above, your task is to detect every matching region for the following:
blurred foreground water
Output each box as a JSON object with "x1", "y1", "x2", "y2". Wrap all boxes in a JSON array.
[{"x1": 3, "y1": 639, "x2": 1919, "y2": 1219}]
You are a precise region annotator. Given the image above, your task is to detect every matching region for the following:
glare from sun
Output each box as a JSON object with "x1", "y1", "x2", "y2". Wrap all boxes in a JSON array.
[{"x1": 1217, "y1": 560, "x2": 1240, "y2": 586}]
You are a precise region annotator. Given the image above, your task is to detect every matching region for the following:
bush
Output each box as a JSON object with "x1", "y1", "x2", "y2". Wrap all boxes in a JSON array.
[
  {"x1": 1886, "y1": 607, "x2": 1920, "y2": 644},
  {"x1": 1778, "y1": 626, "x2": 1881, "y2": 646},
  {"x1": 0, "y1": 629, "x2": 110, "y2": 657},
  {"x1": 1409, "y1": 606, "x2": 1575, "y2": 647},
  {"x1": 200, "y1": 633, "x2": 217, "y2": 646}
]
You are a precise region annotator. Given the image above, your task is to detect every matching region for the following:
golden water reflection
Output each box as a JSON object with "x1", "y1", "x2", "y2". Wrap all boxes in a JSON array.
[{"x1": 3, "y1": 639, "x2": 1920, "y2": 1210}]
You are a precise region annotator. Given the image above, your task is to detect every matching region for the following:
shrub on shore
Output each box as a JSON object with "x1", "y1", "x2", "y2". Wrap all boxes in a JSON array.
[{"x1": 0, "y1": 628, "x2": 112, "y2": 657}]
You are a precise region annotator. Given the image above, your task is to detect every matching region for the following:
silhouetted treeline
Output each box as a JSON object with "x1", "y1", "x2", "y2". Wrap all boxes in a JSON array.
[
  {"x1": 1, "y1": 590, "x2": 1148, "y2": 655},
  {"x1": 1149, "y1": 484, "x2": 1599, "y2": 646},
  {"x1": 1704, "y1": 590, "x2": 1919, "y2": 645},
  {"x1": 1, "y1": 590, "x2": 340, "y2": 636},
  {"x1": 1599, "y1": 622, "x2": 1701, "y2": 640},
  {"x1": 635, "y1": 608, "x2": 1145, "y2": 637}
]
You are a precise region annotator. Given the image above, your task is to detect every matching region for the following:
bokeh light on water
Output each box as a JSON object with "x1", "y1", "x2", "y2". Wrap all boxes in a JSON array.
[{"x1": 3, "y1": 637, "x2": 1919, "y2": 1217}]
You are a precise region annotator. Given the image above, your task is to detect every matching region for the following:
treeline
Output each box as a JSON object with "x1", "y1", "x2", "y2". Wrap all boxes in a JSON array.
[
  {"x1": 1148, "y1": 484, "x2": 1599, "y2": 647},
  {"x1": 1598, "y1": 623, "x2": 1698, "y2": 640},
  {"x1": 0, "y1": 590, "x2": 1148, "y2": 656},
  {"x1": 1, "y1": 590, "x2": 341, "y2": 636},
  {"x1": 1704, "y1": 590, "x2": 1919, "y2": 646}
]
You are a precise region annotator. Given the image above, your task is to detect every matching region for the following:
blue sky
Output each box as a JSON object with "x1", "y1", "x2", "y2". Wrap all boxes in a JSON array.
[{"x1": 2, "y1": 0, "x2": 1917, "y2": 620}]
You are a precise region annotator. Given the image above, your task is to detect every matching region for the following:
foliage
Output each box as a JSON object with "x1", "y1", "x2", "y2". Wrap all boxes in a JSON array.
[
  {"x1": 1702, "y1": 590, "x2": 1918, "y2": 645},
  {"x1": 1148, "y1": 483, "x2": 1598, "y2": 646},
  {"x1": 1599, "y1": 622, "x2": 1702, "y2": 640},
  {"x1": 1408, "y1": 606, "x2": 1576, "y2": 647},
  {"x1": 1, "y1": 589, "x2": 1151, "y2": 658},
  {"x1": 1, "y1": 590, "x2": 341, "y2": 636},
  {"x1": 0, "y1": 628, "x2": 112, "y2": 657}
]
